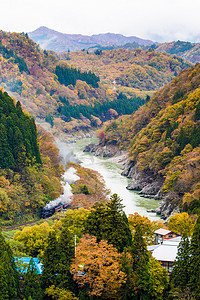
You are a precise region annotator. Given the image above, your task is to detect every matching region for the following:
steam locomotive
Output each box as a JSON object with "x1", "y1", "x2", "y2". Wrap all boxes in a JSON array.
[{"x1": 42, "y1": 201, "x2": 70, "y2": 219}]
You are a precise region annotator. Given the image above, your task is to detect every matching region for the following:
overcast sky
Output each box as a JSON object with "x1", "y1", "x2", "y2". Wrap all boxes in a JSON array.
[{"x1": 1, "y1": 0, "x2": 200, "y2": 43}]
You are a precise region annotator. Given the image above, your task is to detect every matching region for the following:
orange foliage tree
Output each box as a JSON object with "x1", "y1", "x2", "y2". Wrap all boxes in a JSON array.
[{"x1": 70, "y1": 235, "x2": 126, "y2": 299}]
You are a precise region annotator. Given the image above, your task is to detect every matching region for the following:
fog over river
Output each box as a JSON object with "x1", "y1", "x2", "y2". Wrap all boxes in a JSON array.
[{"x1": 55, "y1": 137, "x2": 161, "y2": 221}]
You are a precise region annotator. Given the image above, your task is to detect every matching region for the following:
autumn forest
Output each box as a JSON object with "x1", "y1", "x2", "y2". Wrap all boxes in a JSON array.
[{"x1": 0, "y1": 27, "x2": 199, "y2": 300}]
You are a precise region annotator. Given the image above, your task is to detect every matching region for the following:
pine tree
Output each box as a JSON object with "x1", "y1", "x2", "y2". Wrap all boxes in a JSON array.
[
  {"x1": 170, "y1": 236, "x2": 191, "y2": 292},
  {"x1": 189, "y1": 215, "x2": 200, "y2": 298},
  {"x1": 85, "y1": 193, "x2": 132, "y2": 252},
  {"x1": 0, "y1": 90, "x2": 42, "y2": 171},
  {"x1": 0, "y1": 231, "x2": 18, "y2": 300},
  {"x1": 131, "y1": 225, "x2": 151, "y2": 300},
  {"x1": 57, "y1": 225, "x2": 75, "y2": 290},
  {"x1": 105, "y1": 194, "x2": 133, "y2": 252},
  {"x1": 0, "y1": 124, "x2": 15, "y2": 169},
  {"x1": 41, "y1": 230, "x2": 60, "y2": 290},
  {"x1": 13, "y1": 126, "x2": 27, "y2": 171},
  {"x1": 23, "y1": 258, "x2": 42, "y2": 300},
  {"x1": 194, "y1": 101, "x2": 200, "y2": 121}
]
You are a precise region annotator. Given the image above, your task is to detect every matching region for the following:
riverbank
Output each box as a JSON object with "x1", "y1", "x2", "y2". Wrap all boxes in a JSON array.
[
  {"x1": 70, "y1": 138, "x2": 162, "y2": 220},
  {"x1": 83, "y1": 142, "x2": 180, "y2": 219}
]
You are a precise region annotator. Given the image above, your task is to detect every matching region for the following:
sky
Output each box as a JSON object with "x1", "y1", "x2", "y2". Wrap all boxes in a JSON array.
[{"x1": 1, "y1": 0, "x2": 200, "y2": 43}]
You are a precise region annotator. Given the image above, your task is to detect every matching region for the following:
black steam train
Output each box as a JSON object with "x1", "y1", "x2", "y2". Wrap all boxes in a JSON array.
[{"x1": 42, "y1": 202, "x2": 70, "y2": 219}]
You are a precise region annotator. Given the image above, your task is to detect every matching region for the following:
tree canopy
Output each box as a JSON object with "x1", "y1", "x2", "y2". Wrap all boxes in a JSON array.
[
  {"x1": 0, "y1": 90, "x2": 41, "y2": 170},
  {"x1": 84, "y1": 194, "x2": 133, "y2": 252}
]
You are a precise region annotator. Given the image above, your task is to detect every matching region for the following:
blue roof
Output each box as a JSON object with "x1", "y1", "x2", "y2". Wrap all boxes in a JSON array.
[{"x1": 15, "y1": 257, "x2": 43, "y2": 275}]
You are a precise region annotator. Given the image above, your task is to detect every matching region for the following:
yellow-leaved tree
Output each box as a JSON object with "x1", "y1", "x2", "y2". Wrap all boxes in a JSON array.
[{"x1": 168, "y1": 212, "x2": 197, "y2": 237}]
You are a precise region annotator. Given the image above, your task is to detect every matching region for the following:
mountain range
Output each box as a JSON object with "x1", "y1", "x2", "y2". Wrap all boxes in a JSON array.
[
  {"x1": 28, "y1": 27, "x2": 200, "y2": 64},
  {"x1": 0, "y1": 27, "x2": 199, "y2": 221},
  {"x1": 28, "y1": 26, "x2": 154, "y2": 52},
  {"x1": 0, "y1": 29, "x2": 192, "y2": 134}
]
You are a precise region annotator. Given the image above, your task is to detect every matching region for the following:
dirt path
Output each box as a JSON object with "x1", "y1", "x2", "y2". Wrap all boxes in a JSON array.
[{"x1": 2, "y1": 218, "x2": 41, "y2": 231}]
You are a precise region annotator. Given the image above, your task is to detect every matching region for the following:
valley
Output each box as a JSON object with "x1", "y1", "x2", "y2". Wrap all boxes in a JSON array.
[
  {"x1": 0, "y1": 25, "x2": 200, "y2": 300},
  {"x1": 71, "y1": 137, "x2": 161, "y2": 220}
]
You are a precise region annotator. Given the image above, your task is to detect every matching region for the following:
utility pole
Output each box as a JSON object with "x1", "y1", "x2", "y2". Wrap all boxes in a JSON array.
[{"x1": 74, "y1": 234, "x2": 77, "y2": 256}]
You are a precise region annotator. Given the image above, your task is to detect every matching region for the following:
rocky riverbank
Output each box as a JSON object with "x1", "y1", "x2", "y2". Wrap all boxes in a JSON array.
[
  {"x1": 83, "y1": 143, "x2": 123, "y2": 158},
  {"x1": 84, "y1": 143, "x2": 180, "y2": 219}
]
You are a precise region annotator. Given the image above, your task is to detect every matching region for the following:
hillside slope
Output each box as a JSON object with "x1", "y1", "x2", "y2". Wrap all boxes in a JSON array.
[
  {"x1": 121, "y1": 40, "x2": 200, "y2": 64},
  {"x1": 154, "y1": 40, "x2": 200, "y2": 64},
  {"x1": 100, "y1": 64, "x2": 200, "y2": 218},
  {"x1": 60, "y1": 48, "x2": 191, "y2": 92},
  {"x1": 0, "y1": 30, "x2": 115, "y2": 133},
  {"x1": 0, "y1": 30, "x2": 192, "y2": 135},
  {"x1": 0, "y1": 90, "x2": 63, "y2": 225}
]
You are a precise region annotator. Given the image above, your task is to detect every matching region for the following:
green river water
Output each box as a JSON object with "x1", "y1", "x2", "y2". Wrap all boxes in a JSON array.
[{"x1": 69, "y1": 137, "x2": 161, "y2": 220}]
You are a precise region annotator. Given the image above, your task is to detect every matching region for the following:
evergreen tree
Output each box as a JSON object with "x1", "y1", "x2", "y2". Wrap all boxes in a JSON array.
[
  {"x1": 194, "y1": 100, "x2": 200, "y2": 121},
  {"x1": 41, "y1": 230, "x2": 60, "y2": 291},
  {"x1": 0, "y1": 231, "x2": 18, "y2": 300},
  {"x1": 55, "y1": 65, "x2": 99, "y2": 88},
  {"x1": 57, "y1": 93, "x2": 145, "y2": 123},
  {"x1": 120, "y1": 249, "x2": 136, "y2": 300},
  {"x1": 57, "y1": 225, "x2": 75, "y2": 289},
  {"x1": 15, "y1": 101, "x2": 23, "y2": 117},
  {"x1": 0, "y1": 123, "x2": 15, "y2": 169},
  {"x1": 105, "y1": 194, "x2": 133, "y2": 251},
  {"x1": 13, "y1": 127, "x2": 27, "y2": 171},
  {"x1": 29, "y1": 118, "x2": 42, "y2": 164},
  {"x1": 189, "y1": 215, "x2": 200, "y2": 298},
  {"x1": 0, "y1": 90, "x2": 42, "y2": 171},
  {"x1": 131, "y1": 225, "x2": 151, "y2": 300},
  {"x1": 23, "y1": 258, "x2": 42, "y2": 300},
  {"x1": 85, "y1": 193, "x2": 132, "y2": 252},
  {"x1": 170, "y1": 236, "x2": 191, "y2": 292}
]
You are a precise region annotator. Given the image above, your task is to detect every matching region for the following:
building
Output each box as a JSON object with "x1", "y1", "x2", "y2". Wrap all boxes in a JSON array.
[
  {"x1": 154, "y1": 228, "x2": 180, "y2": 244},
  {"x1": 147, "y1": 229, "x2": 181, "y2": 272},
  {"x1": 15, "y1": 257, "x2": 43, "y2": 275},
  {"x1": 148, "y1": 236, "x2": 182, "y2": 272}
]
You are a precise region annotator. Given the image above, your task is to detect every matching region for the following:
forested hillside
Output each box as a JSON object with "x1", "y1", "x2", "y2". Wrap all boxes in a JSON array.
[
  {"x1": 61, "y1": 48, "x2": 191, "y2": 92},
  {"x1": 0, "y1": 90, "x2": 64, "y2": 225},
  {"x1": 153, "y1": 40, "x2": 200, "y2": 64},
  {"x1": 0, "y1": 90, "x2": 41, "y2": 170},
  {"x1": 0, "y1": 30, "x2": 112, "y2": 133},
  {"x1": 95, "y1": 40, "x2": 200, "y2": 64},
  {"x1": 100, "y1": 63, "x2": 200, "y2": 217},
  {"x1": 0, "y1": 30, "x2": 192, "y2": 134}
]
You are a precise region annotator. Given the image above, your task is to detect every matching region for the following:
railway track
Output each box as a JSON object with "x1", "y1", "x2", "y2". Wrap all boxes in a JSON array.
[{"x1": 1, "y1": 218, "x2": 41, "y2": 231}]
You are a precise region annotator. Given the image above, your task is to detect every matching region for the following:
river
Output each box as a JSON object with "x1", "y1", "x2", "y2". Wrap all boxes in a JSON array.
[{"x1": 65, "y1": 137, "x2": 161, "y2": 221}]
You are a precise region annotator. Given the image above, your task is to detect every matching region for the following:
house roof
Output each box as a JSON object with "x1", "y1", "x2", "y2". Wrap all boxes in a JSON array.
[
  {"x1": 147, "y1": 244, "x2": 160, "y2": 252},
  {"x1": 165, "y1": 236, "x2": 182, "y2": 243},
  {"x1": 151, "y1": 244, "x2": 178, "y2": 262},
  {"x1": 154, "y1": 228, "x2": 172, "y2": 236},
  {"x1": 15, "y1": 257, "x2": 43, "y2": 275}
]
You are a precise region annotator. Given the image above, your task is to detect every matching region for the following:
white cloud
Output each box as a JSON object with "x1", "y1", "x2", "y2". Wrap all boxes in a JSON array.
[{"x1": 1, "y1": 0, "x2": 200, "y2": 42}]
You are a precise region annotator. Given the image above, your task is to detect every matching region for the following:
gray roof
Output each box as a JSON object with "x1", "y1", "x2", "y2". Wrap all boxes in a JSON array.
[
  {"x1": 165, "y1": 236, "x2": 182, "y2": 243},
  {"x1": 147, "y1": 245, "x2": 160, "y2": 251},
  {"x1": 151, "y1": 244, "x2": 178, "y2": 262}
]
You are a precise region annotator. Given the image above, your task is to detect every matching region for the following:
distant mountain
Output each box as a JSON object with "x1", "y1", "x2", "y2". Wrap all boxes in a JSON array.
[
  {"x1": 121, "y1": 40, "x2": 200, "y2": 64},
  {"x1": 153, "y1": 41, "x2": 200, "y2": 64},
  {"x1": 29, "y1": 27, "x2": 200, "y2": 64},
  {"x1": 0, "y1": 29, "x2": 191, "y2": 135},
  {"x1": 28, "y1": 26, "x2": 154, "y2": 52}
]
